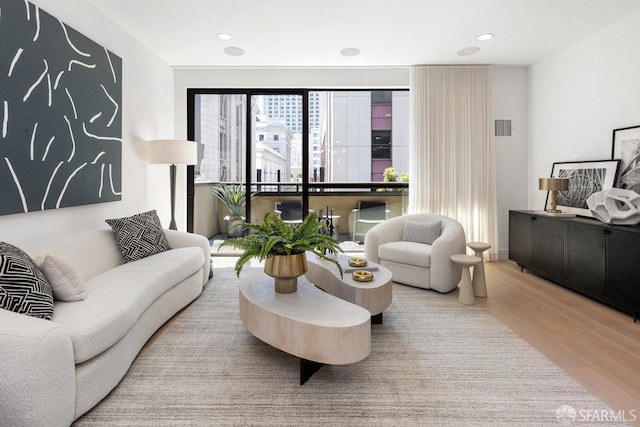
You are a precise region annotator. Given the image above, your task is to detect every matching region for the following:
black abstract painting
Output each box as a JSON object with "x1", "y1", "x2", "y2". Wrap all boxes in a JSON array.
[{"x1": 0, "y1": 0, "x2": 122, "y2": 216}]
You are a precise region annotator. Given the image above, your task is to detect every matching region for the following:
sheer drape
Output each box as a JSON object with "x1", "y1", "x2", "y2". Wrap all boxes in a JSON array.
[{"x1": 409, "y1": 65, "x2": 498, "y2": 260}]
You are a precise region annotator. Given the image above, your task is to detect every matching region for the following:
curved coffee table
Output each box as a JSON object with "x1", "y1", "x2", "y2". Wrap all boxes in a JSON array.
[
  {"x1": 239, "y1": 273, "x2": 371, "y2": 384},
  {"x1": 305, "y1": 253, "x2": 393, "y2": 323}
]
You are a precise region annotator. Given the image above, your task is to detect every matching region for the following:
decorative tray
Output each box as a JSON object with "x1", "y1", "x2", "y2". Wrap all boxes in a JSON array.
[{"x1": 352, "y1": 270, "x2": 374, "y2": 282}]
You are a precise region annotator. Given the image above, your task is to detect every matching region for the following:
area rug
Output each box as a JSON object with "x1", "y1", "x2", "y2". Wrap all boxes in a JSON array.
[{"x1": 74, "y1": 268, "x2": 623, "y2": 426}]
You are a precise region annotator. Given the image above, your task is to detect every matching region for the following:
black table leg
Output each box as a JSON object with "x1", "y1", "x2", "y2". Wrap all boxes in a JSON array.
[
  {"x1": 300, "y1": 358, "x2": 324, "y2": 385},
  {"x1": 371, "y1": 312, "x2": 383, "y2": 324}
]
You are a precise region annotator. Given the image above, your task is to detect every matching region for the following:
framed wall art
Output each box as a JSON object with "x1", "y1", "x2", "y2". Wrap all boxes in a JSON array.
[
  {"x1": 0, "y1": 0, "x2": 122, "y2": 216},
  {"x1": 546, "y1": 160, "x2": 620, "y2": 217},
  {"x1": 612, "y1": 125, "x2": 640, "y2": 192}
]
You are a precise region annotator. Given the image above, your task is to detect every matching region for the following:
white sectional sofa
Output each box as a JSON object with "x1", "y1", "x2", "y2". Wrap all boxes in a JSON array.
[{"x1": 0, "y1": 228, "x2": 210, "y2": 427}]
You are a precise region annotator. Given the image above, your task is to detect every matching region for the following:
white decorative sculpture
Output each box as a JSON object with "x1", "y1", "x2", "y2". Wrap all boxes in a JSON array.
[{"x1": 586, "y1": 188, "x2": 640, "y2": 225}]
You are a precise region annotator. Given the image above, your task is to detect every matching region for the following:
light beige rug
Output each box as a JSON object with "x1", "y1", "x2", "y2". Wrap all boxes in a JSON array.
[{"x1": 74, "y1": 268, "x2": 625, "y2": 426}]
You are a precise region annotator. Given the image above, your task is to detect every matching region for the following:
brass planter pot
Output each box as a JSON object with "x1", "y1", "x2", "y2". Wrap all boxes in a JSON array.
[{"x1": 264, "y1": 253, "x2": 308, "y2": 294}]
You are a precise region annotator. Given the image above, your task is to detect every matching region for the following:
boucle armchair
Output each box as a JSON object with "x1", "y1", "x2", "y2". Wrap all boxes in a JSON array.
[{"x1": 364, "y1": 213, "x2": 466, "y2": 293}]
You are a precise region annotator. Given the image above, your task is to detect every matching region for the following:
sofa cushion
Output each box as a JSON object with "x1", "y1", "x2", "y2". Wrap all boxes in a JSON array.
[
  {"x1": 403, "y1": 220, "x2": 442, "y2": 245},
  {"x1": 52, "y1": 247, "x2": 204, "y2": 363},
  {"x1": 35, "y1": 255, "x2": 86, "y2": 302},
  {"x1": 378, "y1": 241, "x2": 431, "y2": 268},
  {"x1": 0, "y1": 242, "x2": 54, "y2": 320},
  {"x1": 105, "y1": 210, "x2": 171, "y2": 263}
]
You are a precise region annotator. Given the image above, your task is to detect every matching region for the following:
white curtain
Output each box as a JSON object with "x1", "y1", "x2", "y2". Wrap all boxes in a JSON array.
[{"x1": 409, "y1": 65, "x2": 498, "y2": 260}]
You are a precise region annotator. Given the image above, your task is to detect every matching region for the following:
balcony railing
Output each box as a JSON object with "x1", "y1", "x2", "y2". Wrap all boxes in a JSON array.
[
  {"x1": 250, "y1": 181, "x2": 409, "y2": 194},
  {"x1": 194, "y1": 181, "x2": 409, "y2": 242}
]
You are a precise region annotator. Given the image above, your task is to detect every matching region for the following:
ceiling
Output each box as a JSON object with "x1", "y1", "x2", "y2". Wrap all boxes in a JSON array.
[{"x1": 86, "y1": 0, "x2": 640, "y2": 67}]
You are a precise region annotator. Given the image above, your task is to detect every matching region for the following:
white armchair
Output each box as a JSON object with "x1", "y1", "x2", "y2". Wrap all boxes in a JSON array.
[{"x1": 364, "y1": 213, "x2": 466, "y2": 293}]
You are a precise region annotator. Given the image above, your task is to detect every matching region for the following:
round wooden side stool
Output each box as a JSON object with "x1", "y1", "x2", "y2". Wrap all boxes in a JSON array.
[
  {"x1": 450, "y1": 254, "x2": 482, "y2": 306},
  {"x1": 467, "y1": 241, "x2": 491, "y2": 298}
]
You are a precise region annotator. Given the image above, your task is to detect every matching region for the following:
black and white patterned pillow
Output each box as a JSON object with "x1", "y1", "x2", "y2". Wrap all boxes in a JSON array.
[
  {"x1": 0, "y1": 242, "x2": 54, "y2": 320},
  {"x1": 105, "y1": 210, "x2": 171, "y2": 263}
]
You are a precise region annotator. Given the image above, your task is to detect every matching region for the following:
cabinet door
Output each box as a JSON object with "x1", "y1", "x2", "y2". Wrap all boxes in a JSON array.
[
  {"x1": 564, "y1": 222, "x2": 606, "y2": 295},
  {"x1": 606, "y1": 229, "x2": 640, "y2": 311},
  {"x1": 509, "y1": 212, "x2": 533, "y2": 267},
  {"x1": 533, "y1": 216, "x2": 564, "y2": 280}
]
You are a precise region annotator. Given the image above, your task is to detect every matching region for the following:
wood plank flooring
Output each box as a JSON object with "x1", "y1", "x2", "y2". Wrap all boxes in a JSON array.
[{"x1": 482, "y1": 260, "x2": 640, "y2": 425}]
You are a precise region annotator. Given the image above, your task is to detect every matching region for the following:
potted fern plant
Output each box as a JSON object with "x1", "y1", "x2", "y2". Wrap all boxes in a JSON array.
[
  {"x1": 220, "y1": 212, "x2": 343, "y2": 293},
  {"x1": 211, "y1": 183, "x2": 250, "y2": 238}
]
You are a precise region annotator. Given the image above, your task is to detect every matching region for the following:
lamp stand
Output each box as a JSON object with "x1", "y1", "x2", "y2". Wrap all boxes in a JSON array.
[
  {"x1": 547, "y1": 190, "x2": 561, "y2": 213},
  {"x1": 169, "y1": 164, "x2": 177, "y2": 230}
]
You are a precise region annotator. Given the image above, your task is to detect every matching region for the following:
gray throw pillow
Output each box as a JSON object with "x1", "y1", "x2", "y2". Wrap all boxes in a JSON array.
[
  {"x1": 0, "y1": 242, "x2": 54, "y2": 320},
  {"x1": 402, "y1": 220, "x2": 442, "y2": 245},
  {"x1": 105, "y1": 210, "x2": 171, "y2": 263}
]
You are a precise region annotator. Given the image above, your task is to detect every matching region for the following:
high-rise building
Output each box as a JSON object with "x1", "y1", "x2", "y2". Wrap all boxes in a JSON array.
[
  {"x1": 255, "y1": 118, "x2": 292, "y2": 182},
  {"x1": 194, "y1": 94, "x2": 246, "y2": 183},
  {"x1": 263, "y1": 92, "x2": 322, "y2": 135},
  {"x1": 322, "y1": 91, "x2": 409, "y2": 182}
]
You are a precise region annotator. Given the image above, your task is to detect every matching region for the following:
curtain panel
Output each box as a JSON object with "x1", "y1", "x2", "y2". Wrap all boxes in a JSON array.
[{"x1": 409, "y1": 65, "x2": 498, "y2": 260}]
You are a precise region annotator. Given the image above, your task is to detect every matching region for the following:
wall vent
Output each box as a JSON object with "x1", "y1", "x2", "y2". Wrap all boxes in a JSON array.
[{"x1": 495, "y1": 119, "x2": 512, "y2": 137}]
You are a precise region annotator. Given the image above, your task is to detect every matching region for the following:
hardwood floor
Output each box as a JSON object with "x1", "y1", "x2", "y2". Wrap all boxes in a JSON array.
[{"x1": 482, "y1": 260, "x2": 640, "y2": 425}]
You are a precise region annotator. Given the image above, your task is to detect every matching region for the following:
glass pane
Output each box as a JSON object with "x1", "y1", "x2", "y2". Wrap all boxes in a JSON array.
[
  {"x1": 309, "y1": 90, "x2": 410, "y2": 247},
  {"x1": 250, "y1": 94, "x2": 303, "y2": 226},
  {"x1": 192, "y1": 93, "x2": 247, "y2": 239}
]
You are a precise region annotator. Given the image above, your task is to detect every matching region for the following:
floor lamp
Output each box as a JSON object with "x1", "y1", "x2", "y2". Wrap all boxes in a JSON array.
[{"x1": 147, "y1": 140, "x2": 197, "y2": 230}]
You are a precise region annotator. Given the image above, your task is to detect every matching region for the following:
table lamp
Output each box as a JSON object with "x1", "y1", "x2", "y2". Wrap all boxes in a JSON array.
[
  {"x1": 148, "y1": 140, "x2": 197, "y2": 230},
  {"x1": 539, "y1": 178, "x2": 569, "y2": 213}
]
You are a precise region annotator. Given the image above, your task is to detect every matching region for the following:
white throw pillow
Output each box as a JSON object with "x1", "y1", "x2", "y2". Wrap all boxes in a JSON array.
[
  {"x1": 402, "y1": 220, "x2": 442, "y2": 245},
  {"x1": 35, "y1": 255, "x2": 86, "y2": 302}
]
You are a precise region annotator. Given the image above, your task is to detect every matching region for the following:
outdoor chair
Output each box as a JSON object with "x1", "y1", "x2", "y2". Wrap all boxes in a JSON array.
[
  {"x1": 274, "y1": 201, "x2": 303, "y2": 224},
  {"x1": 351, "y1": 201, "x2": 388, "y2": 242}
]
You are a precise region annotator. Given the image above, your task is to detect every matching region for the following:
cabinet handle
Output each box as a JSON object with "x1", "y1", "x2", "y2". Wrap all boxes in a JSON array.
[
  {"x1": 530, "y1": 216, "x2": 537, "y2": 221},
  {"x1": 603, "y1": 229, "x2": 612, "y2": 234}
]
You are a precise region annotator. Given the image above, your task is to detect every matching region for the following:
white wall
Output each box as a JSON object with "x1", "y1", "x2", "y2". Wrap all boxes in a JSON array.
[
  {"x1": 529, "y1": 10, "x2": 640, "y2": 210},
  {"x1": 0, "y1": 0, "x2": 175, "y2": 242},
  {"x1": 493, "y1": 67, "x2": 529, "y2": 259}
]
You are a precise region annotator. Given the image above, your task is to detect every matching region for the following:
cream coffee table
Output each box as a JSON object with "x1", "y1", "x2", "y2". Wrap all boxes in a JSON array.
[
  {"x1": 305, "y1": 253, "x2": 393, "y2": 324},
  {"x1": 239, "y1": 273, "x2": 371, "y2": 384}
]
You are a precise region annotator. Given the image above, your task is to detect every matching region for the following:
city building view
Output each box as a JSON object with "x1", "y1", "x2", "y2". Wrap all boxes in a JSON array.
[
  {"x1": 192, "y1": 90, "x2": 410, "y2": 241},
  {"x1": 193, "y1": 90, "x2": 409, "y2": 185}
]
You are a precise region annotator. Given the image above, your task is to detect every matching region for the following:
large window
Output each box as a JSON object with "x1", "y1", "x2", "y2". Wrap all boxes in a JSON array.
[{"x1": 188, "y1": 89, "x2": 409, "y2": 237}]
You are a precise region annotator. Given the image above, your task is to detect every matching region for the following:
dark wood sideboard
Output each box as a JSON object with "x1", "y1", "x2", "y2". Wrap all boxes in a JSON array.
[{"x1": 509, "y1": 210, "x2": 640, "y2": 321}]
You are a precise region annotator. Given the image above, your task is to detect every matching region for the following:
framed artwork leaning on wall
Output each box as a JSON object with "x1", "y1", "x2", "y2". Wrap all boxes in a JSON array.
[
  {"x1": 612, "y1": 125, "x2": 640, "y2": 192},
  {"x1": 546, "y1": 160, "x2": 620, "y2": 217}
]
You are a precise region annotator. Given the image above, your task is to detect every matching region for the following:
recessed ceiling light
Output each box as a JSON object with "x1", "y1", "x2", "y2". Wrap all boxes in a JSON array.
[
  {"x1": 457, "y1": 46, "x2": 480, "y2": 56},
  {"x1": 218, "y1": 33, "x2": 233, "y2": 41},
  {"x1": 476, "y1": 33, "x2": 494, "y2": 41},
  {"x1": 224, "y1": 47, "x2": 245, "y2": 56},
  {"x1": 340, "y1": 47, "x2": 361, "y2": 57}
]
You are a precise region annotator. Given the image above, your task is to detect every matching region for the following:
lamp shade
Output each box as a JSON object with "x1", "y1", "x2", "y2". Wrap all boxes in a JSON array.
[
  {"x1": 539, "y1": 178, "x2": 569, "y2": 192},
  {"x1": 147, "y1": 139, "x2": 197, "y2": 165}
]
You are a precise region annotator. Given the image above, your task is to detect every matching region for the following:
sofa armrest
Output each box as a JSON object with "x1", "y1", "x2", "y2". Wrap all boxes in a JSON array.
[
  {"x1": 164, "y1": 229, "x2": 211, "y2": 284},
  {"x1": 0, "y1": 309, "x2": 75, "y2": 427},
  {"x1": 429, "y1": 223, "x2": 467, "y2": 292}
]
